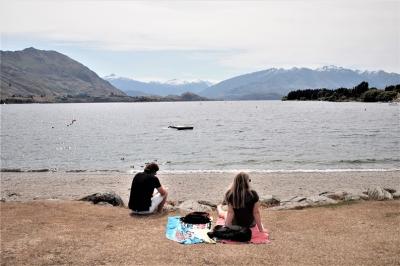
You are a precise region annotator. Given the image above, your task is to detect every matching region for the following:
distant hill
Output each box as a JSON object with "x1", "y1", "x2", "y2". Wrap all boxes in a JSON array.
[
  {"x1": 104, "y1": 74, "x2": 212, "y2": 97},
  {"x1": 126, "y1": 92, "x2": 209, "y2": 103},
  {"x1": 1, "y1": 47, "x2": 126, "y2": 102},
  {"x1": 164, "y1": 92, "x2": 209, "y2": 101},
  {"x1": 199, "y1": 66, "x2": 400, "y2": 100}
]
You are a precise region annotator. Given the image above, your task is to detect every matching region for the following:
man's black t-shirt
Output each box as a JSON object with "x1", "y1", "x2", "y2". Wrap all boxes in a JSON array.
[
  {"x1": 128, "y1": 172, "x2": 161, "y2": 211},
  {"x1": 227, "y1": 190, "x2": 259, "y2": 227}
]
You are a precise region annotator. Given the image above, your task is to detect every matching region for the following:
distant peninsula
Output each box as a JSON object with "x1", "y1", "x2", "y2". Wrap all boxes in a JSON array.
[
  {"x1": 0, "y1": 91, "x2": 209, "y2": 104},
  {"x1": 282, "y1": 82, "x2": 400, "y2": 102}
]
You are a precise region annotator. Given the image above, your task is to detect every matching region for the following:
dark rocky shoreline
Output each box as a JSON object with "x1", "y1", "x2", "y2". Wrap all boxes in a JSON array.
[
  {"x1": 73, "y1": 186, "x2": 400, "y2": 213},
  {"x1": 2, "y1": 171, "x2": 399, "y2": 209}
]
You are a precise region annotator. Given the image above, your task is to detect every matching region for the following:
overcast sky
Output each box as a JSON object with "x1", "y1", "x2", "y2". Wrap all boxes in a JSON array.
[{"x1": 1, "y1": 0, "x2": 399, "y2": 82}]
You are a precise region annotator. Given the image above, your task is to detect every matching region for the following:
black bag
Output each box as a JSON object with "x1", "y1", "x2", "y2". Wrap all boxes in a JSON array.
[
  {"x1": 207, "y1": 225, "x2": 252, "y2": 242},
  {"x1": 180, "y1": 212, "x2": 211, "y2": 224}
]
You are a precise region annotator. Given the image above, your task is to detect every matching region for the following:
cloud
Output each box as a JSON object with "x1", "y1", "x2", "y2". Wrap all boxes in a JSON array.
[{"x1": 1, "y1": 0, "x2": 399, "y2": 71}]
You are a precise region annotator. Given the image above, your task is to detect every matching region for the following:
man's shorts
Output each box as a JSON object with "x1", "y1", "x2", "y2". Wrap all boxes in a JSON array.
[{"x1": 132, "y1": 193, "x2": 165, "y2": 215}]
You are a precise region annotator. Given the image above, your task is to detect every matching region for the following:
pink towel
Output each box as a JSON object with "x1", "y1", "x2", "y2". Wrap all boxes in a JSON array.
[{"x1": 215, "y1": 217, "x2": 270, "y2": 244}]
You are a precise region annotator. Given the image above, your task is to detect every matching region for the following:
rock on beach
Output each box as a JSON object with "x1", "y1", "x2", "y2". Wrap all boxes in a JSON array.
[
  {"x1": 259, "y1": 195, "x2": 281, "y2": 207},
  {"x1": 392, "y1": 191, "x2": 400, "y2": 199},
  {"x1": 367, "y1": 186, "x2": 393, "y2": 201},
  {"x1": 306, "y1": 195, "x2": 338, "y2": 205},
  {"x1": 271, "y1": 186, "x2": 399, "y2": 211},
  {"x1": 79, "y1": 192, "x2": 125, "y2": 207},
  {"x1": 320, "y1": 191, "x2": 348, "y2": 201}
]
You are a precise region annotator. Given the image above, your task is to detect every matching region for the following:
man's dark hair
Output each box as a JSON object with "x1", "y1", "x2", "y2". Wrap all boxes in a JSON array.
[{"x1": 144, "y1": 162, "x2": 159, "y2": 174}]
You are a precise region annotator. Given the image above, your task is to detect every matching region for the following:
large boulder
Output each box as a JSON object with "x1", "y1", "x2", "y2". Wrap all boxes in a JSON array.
[
  {"x1": 343, "y1": 194, "x2": 361, "y2": 202},
  {"x1": 271, "y1": 201, "x2": 311, "y2": 210},
  {"x1": 367, "y1": 186, "x2": 393, "y2": 201},
  {"x1": 358, "y1": 192, "x2": 370, "y2": 200},
  {"x1": 320, "y1": 191, "x2": 348, "y2": 201},
  {"x1": 80, "y1": 192, "x2": 125, "y2": 207},
  {"x1": 383, "y1": 187, "x2": 396, "y2": 194},
  {"x1": 260, "y1": 195, "x2": 281, "y2": 207},
  {"x1": 306, "y1": 195, "x2": 338, "y2": 206},
  {"x1": 384, "y1": 190, "x2": 393, "y2": 200},
  {"x1": 177, "y1": 200, "x2": 213, "y2": 213},
  {"x1": 383, "y1": 188, "x2": 399, "y2": 199},
  {"x1": 281, "y1": 196, "x2": 306, "y2": 203},
  {"x1": 392, "y1": 191, "x2": 400, "y2": 199},
  {"x1": 343, "y1": 190, "x2": 369, "y2": 201}
]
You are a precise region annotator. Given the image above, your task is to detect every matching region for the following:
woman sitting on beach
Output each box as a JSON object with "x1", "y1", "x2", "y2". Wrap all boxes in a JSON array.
[{"x1": 217, "y1": 172, "x2": 265, "y2": 232}]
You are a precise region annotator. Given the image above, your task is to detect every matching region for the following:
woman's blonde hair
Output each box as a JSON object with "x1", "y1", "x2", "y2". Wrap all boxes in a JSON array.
[{"x1": 224, "y1": 172, "x2": 251, "y2": 209}]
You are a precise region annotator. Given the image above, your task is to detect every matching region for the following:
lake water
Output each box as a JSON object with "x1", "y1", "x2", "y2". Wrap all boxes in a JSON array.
[{"x1": 1, "y1": 101, "x2": 399, "y2": 173}]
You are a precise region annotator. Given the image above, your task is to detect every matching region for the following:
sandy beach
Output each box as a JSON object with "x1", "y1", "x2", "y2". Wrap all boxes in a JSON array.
[
  {"x1": 1, "y1": 171, "x2": 399, "y2": 204},
  {"x1": 1, "y1": 200, "x2": 399, "y2": 265},
  {"x1": 1, "y1": 171, "x2": 400, "y2": 265}
]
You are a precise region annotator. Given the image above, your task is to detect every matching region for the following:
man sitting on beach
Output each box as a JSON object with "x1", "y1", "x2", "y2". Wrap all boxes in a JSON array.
[{"x1": 128, "y1": 162, "x2": 168, "y2": 214}]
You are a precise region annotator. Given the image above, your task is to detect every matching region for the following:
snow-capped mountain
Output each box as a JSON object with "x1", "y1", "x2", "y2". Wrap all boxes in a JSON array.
[
  {"x1": 199, "y1": 66, "x2": 400, "y2": 100},
  {"x1": 103, "y1": 74, "x2": 212, "y2": 96},
  {"x1": 160, "y1": 78, "x2": 213, "y2": 86}
]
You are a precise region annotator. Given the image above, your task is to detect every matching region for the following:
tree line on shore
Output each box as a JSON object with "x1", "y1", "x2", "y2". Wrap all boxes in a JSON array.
[
  {"x1": 283, "y1": 82, "x2": 400, "y2": 102},
  {"x1": 0, "y1": 91, "x2": 209, "y2": 104}
]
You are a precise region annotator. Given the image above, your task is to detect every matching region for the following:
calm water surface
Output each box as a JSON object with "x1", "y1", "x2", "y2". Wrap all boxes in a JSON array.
[{"x1": 1, "y1": 101, "x2": 399, "y2": 172}]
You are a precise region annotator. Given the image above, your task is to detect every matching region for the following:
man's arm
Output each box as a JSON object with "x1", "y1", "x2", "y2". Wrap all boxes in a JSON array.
[
  {"x1": 155, "y1": 186, "x2": 168, "y2": 212},
  {"x1": 156, "y1": 186, "x2": 168, "y2": 197}
]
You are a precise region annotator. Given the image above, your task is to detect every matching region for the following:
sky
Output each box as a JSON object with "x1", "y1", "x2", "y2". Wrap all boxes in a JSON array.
[{"x1": 1, "y1": 0, "x2": 399, "y2": 82}]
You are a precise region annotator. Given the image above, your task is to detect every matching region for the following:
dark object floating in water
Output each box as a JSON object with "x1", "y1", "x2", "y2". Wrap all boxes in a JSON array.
[
  {"x1": 27, "y1": 169, "x2": 50, "y2": 173},
  {"x1": 168, "y1": 126, "x2": 194, "y2": 130}
]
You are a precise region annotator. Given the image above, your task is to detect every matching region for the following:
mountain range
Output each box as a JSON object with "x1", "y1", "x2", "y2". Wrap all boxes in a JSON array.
[
  {"x1": 106, "y1": 66, "x2": 400, "y2": 100},
  {"x1": 199, "y1": 66, "x2": 400, "y2": 100},
  {"x1": 104, "y1": 74, "x2": 212, "y2": 97},
  {"x1": 1, "y1": 47, "x2": 399, "y2": 102}
]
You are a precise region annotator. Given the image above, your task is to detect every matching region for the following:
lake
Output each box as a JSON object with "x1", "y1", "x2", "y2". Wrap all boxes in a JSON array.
[{"x1": 1, "y1": 101, "x2": 399, "y2": 173}]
